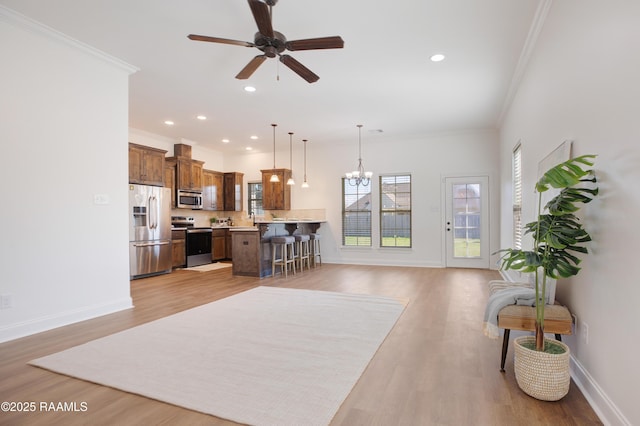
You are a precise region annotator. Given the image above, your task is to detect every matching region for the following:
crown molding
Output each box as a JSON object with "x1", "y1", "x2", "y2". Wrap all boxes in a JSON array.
[
  {"x1": 0, "y1": 4, "x2": 138, "y2": 75},
  {"x1": 496, "y1": 0, "x2": 553, "y2": 126}
]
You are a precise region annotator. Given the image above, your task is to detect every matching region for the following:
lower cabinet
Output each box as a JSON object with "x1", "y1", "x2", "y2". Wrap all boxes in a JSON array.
[
  {"x1": 171, "y1": 230, "x2": 186, "y2": 268},
  {"x1": 212, "y1": 229, "x2": 227, "y2": 261}
]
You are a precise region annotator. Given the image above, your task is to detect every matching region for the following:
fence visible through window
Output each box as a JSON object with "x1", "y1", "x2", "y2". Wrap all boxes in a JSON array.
[
  {"x1": 342, "y1": 179, "x2": 372, "y2": 246},
  {"x1": 380, "y1": 174, "x2": 411, "y2": 247},
  {"x1": 452, "y1": 183, "x2": 481, "y2": 258}
]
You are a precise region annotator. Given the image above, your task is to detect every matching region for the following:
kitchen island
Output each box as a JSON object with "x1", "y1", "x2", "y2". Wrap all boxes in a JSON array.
[{"x1": 231, "y1": 220, "x2": 325, "y2": 277}]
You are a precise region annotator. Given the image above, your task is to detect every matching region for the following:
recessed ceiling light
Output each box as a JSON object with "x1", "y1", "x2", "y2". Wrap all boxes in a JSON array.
[
  {"x1": 244, "y1": 86, "x2": 256, "y2": 92},
  {"x1": 222, "y1": 139, "x2": 230, "y2": 143},
  {"x1": 430, "y1": 54, "x2": 445, "y2": 62},
  {"x1": 250, "y1": 135, "x2": 258, "y2": 140},
  {"x1": 245, "y1": 147, "x2": 253, "y2": 151},
  {"x1": 164, "y1": 120, "x2": 174, "y2": 125},
  {"x1": 197, "y1": 115, "x2": 207, "y2": 120}
]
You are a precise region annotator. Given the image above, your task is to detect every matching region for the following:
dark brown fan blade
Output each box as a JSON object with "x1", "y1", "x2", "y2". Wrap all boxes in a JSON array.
[
  {"x1": 279, "y1": 55, "x2": 319, "y2": 83},
  {"x1": 235, "y1": 55, "x2": 268, "y2": 80},
  {"x1": 286, "y1": 36, "x2": 344, "y2": 51},
  {"x1": 188, "y1": 34, "x2": 255, "y2": 48},
  {"x1": 248, "y1": 0, "x2": 274, "y2": 38}
]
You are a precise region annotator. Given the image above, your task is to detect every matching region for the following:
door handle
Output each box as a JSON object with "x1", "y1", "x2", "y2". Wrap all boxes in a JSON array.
[{"x1": 134, "y1": 241, "x2": 170, "y2": 247}]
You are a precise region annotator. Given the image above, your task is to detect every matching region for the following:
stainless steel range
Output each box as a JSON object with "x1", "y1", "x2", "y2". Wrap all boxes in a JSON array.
[{"x1": 171, "y1": 216, "x2": 212, "y2": 268}]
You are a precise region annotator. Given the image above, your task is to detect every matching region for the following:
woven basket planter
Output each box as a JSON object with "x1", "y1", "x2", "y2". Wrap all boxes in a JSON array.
[{"x1": 514, "y1": 336, "x2": 570, "y2": 401}]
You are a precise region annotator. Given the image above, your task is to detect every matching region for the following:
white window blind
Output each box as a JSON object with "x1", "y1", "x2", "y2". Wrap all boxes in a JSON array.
[{"x1": 513, "y1": 144, "x2": 523, "y2": 249}]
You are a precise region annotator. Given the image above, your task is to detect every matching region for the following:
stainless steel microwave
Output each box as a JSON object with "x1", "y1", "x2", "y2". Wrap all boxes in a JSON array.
[{"x1": 177, "y1": 189, "x2": 203, "y2": 210}]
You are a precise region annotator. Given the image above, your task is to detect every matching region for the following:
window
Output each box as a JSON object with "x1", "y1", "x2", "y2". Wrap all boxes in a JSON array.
[
  {"x1": 380, "y1": 174, "x2": 411, "y2": 247},
  {"x1": 248, "y1": 182, "x2": 263, "y2": 217},
  {"x1": 342, "y1": 179, "x2": 372, "y2": 246},
  {"x1": 513, "y1": 143, "x2": 523, "y2": 249}
]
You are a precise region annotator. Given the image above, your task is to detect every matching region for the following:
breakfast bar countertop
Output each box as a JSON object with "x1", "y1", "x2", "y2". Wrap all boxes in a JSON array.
[{"x1": 254, "y1": 219, "x2": 326, "y2": 235}]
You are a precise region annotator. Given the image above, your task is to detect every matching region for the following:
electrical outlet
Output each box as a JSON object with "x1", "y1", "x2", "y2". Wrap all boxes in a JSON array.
[
  {"x1": 0, "y1": 294, "x2": 13, "y2": 309},
  {"x1": 582, "y1": 321, "x2": 589, "y2": 345},
  {"x1": 93, "y1": 194, "x2": 110, "y2": 205}
]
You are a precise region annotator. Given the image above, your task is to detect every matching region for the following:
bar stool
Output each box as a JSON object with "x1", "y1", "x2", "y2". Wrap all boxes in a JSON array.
[
  {"x1": 271, "y1": 236, "x2": 296, "y2": 277},
  {"x1": 310, "y1": 233, "x2": 322, "y2": 267},
  {"x1": 294, "y1": 234, "x2": 311, "y2": 271}
]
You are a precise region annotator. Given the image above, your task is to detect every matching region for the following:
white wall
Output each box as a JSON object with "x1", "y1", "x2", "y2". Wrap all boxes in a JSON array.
[
  {"x1": 0, "y1": 7, "x2": 136, "y2": 342},
  {"x1": 498, "y1": 1, "x2": 640, "y2": 424},
  {"x1": 225, "y1": 129, "x2": 501, "y2": 268}
]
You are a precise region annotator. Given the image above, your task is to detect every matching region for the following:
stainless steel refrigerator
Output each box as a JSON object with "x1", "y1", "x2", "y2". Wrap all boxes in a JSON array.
[{"x1": 129, "y1": 184, "x2": 172, "y2": 279}]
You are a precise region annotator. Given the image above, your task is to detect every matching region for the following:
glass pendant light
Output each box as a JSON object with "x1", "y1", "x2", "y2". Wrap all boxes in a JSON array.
[
  {"x1": 301, "y1": 139, "x2": 309, "y2": 188},
  {"x1": 286, "y1": 132, "x2": 295, "y2": 185},
  {"x1": 270, "y1": 123, "x2": 279, "y2": 183}
]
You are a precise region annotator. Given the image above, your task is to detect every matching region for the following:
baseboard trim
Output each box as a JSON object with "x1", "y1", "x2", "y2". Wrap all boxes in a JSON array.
[
  {"x1": 570, "y1": 355, "x2": 631, "y2": 426},
  {"x1": 0, "y1": 298, "x2": 133, "y2": 344},
  {"x1": 323, "y1": 259, "x2": 443, "y2": 268}
]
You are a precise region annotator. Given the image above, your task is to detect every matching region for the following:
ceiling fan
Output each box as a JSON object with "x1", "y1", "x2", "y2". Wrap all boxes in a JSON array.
[{"x1": 188, "y1": 0, "x2": 344, "y2": 83}]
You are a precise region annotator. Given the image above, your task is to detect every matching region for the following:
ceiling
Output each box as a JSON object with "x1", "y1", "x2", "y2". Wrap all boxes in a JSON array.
[{"x1": 2, "y1": 0, "x2": 541, "y2": 154}]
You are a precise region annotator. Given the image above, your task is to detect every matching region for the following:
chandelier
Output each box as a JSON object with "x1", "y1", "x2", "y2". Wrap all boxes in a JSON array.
[{"x1": 345, "y1": 124, "x2": 373, "y2": 186}]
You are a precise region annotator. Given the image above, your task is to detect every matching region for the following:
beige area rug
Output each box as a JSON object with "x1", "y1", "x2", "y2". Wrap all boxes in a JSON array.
[
  {"x1": 180, "y1": 262, "x2": 232, "y2": 272},
  {"x1": 29, "y1": 287, "x2": 407, "y2": 426}
]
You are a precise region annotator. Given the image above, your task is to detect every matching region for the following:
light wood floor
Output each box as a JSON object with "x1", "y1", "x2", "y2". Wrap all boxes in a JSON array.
[{"x1": 0, "y1": 264, "x2": 602, "y2": 425}]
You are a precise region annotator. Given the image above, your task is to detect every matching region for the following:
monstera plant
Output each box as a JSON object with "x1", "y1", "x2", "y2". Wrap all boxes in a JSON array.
[{"x1": 497, "y1": 154, "x2": 599, "y2": 352}]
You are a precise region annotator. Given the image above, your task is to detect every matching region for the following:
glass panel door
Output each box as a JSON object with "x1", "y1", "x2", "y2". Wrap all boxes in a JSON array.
[{"x1": 445, "y1": 176, "x2": 489, "y2": 268}]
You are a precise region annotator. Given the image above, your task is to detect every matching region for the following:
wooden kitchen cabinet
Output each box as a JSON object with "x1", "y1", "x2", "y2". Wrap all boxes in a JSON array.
[
  {"x1": 171, "y1": 229, "x2": 186, "y2": 268},
  {"x1": 231, "y1": 230, "x2": 271, "y2": 277},
  {"x1": 176, "y1": 158, "x2": 204, "y2": 191},
  {"x1": 203, "y1": 169, "x2": 224, "y2": 211},
  {"x1": 164, "y1": 158, "x2": 176, "y2": 207},
  {"x1": 129, "y1": 143, "x2": 166, "y2": 187},
  {"x1": 224, "y1": 172, "x2": 244, "y2": 211},
  {"x1": 226, "y1": 230, "x2": 233, "y2": 260},
  {"x1": 211, "y1": 229, "x2": 227, "y2": 261},
  {"x1": 261, "y1": 169, "x2": 291, "y2": 210}
]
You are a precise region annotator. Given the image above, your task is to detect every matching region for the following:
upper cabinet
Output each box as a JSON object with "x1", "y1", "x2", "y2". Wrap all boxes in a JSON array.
[
  {"x1": 261, "y1": 169, "x2": 291, "y2": 210},
  {"x1": 166, "y1": 144, "x2": 204, "y2": 192},
  {"x1": 224, "y1": 172, "x2": 244, "y2": 211},
  {"x1": 164, "y1": 158, "x2": 177, "y2": 207},
  {"x1": 203, "y1": 169, "x2": 224, "y2": 211},
  {"x1": 175, "y1": 157, "x2": 204, "y2": 191},
  {"x1": 128, "y1": 143, "x2": 166, "y2": 186}
]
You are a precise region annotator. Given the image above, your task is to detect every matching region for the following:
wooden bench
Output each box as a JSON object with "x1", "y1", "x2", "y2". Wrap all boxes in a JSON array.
[{"x1": 498, "y1": 304, "x2": 572, "y2": 372}]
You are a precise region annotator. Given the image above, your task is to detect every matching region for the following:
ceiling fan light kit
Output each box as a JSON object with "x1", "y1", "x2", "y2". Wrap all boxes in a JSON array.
[{"x1": 188, "y1": 0, "x2": 344, "y2": 83}]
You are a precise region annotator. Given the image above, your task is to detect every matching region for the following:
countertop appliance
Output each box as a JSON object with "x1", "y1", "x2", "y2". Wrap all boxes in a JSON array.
[
  {"x1": 177, "y1": 189, "x2": 203, "y2": 210},
  {"x1": 129, "y1": 184, "x2": 172, "y2": 279}
]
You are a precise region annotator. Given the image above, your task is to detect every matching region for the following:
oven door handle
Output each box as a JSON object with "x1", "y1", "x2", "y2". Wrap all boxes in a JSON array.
[{"x1": 187, "y1": 229, "x2": 213, "y2": 234}]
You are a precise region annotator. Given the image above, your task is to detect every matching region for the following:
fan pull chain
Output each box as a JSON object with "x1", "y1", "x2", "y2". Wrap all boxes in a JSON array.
[{"x1": 277, "y1": 58, "x2": 280, "y2": 81}]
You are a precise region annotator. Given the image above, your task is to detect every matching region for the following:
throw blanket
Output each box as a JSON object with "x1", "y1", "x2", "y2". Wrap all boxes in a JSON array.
[{"x1": 483, "y1": 285, "x2": 536, "y2": 338}]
